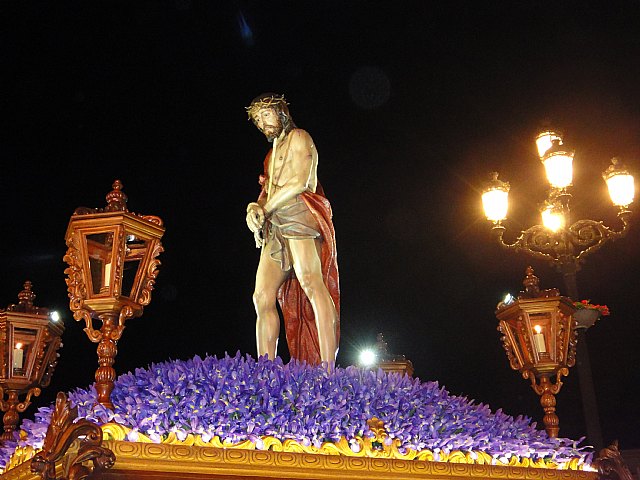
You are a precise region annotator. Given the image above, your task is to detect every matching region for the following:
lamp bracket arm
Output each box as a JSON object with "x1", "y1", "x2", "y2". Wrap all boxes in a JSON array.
[
  {"x1": 523, "y1": 370, "x2": 543, "y2": 393},
  {"x1": 117, "y1": 306, "x2": 134, "y2": 332},
  {"x1": 524, "y1": 369, "x2": 566, "y2": 396},
  {"x1": 496, "y1": 225, "x2": 558, "y2": 264},
  {"x1": 569, "y1": 219, "x2": 626, "y2": 264},
  {"x1": 16, "y1": 387, "x2": 42, "y2": 413},
  {"x1": 75, "y1": 310, "x2": 102, "y2": 343}
]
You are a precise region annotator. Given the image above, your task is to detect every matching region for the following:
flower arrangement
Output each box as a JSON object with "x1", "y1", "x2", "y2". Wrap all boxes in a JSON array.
[
  {"x1": 574, "y1": 300, "x2": 610, "y2": 316},
  {"x1": 0, "y1": 353, "x2": 591, "y2": 470}
]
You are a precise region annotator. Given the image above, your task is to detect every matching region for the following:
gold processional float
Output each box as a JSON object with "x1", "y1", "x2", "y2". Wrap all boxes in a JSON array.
[{"x1": 0, "y1": 182, "x2": 633, "y2": 480}]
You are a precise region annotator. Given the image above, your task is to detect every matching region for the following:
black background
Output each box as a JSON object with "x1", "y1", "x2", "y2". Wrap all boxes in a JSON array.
[{"x1": 2, "y1": 1, "x2": 639, "y2": 449}]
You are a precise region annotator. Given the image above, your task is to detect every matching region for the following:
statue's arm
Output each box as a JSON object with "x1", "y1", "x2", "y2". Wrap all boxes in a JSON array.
[
  {"x1": 263, "y1": 129, "x2": 314, "y2": 215},
  {"x1": 246, "y1": 165, "x2": 269, "y2": 234}
]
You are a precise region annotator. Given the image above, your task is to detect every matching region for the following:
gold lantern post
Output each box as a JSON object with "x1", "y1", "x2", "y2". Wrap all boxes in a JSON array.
[
  {"x1": 481, "y1": 129, "x2": 635, "y2": 449},
  {"x1": 63, "y1": 180, "x2": 165, "y2": 410},
  {"x1": 496, "y1": 267, "x2": 577, "y2": 438},
  {"x1": 0, "y1": 281, "x2": 64, "y2": 440}
]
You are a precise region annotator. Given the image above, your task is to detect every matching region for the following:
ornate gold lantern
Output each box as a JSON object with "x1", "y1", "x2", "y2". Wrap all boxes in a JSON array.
[
  {"x1": 495, "y1": 267, "x2": 577, "y2": 437},
  {"x1": 0, "y1": 281, "x2": 64, "y2": 440},
  {"x1": 64, "y1": 180, "x2": 164, "y2": 409}
]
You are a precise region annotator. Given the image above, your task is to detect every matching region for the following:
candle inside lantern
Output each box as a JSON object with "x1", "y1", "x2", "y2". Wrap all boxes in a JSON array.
[
  {"x1": 12, "y1": 343, "x2": 24, "y2": 369},
  {"x1": 533, "y1": 325, "x2": 547, "y2": 353},
  {"x1": 104, "y1": 262, "x2": 112, "y2": 288}
]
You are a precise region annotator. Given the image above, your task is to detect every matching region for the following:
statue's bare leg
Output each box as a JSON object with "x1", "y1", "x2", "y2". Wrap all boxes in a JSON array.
[
  {"x1": 289, "y1": 238, "x2": 338, "y2": 363},
  {"x1": 253, "y1": 240, "x2": 288, "y2": 359}
]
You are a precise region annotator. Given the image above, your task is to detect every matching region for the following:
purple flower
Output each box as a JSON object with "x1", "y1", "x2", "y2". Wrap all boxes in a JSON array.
[{"x1": 1, "y1": 353, "x2": 592, "y2": 470}]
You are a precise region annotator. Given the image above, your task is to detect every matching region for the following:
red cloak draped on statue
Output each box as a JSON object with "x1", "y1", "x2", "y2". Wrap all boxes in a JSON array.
[{"x1": 258, "y1": 150, "x2": 340, "y2": 365}]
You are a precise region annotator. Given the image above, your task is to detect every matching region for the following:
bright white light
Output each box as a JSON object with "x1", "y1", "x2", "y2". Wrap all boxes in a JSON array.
[
  {"x1": 15, "y1": 343, "x2": 23, "y2": 349},
  {"x1": 503, "y1": 293, "x2": 515, "y2": 305},
  {"x1": 541, "y1": 206, "x2": 564, "y2": 232},
  {"x1": 533, "y1": 325, "x2": 542, "y2": 334},
  {"x1": 535, "y1": 131, "x2": 562, "y2": 158},
  {"x1": 359, "y1": 349, "x2": 377, "y2": 367},
  {"x1": 606, "y1": 173, "x2": 635, "y2": 207},
  {"x1": 50, "y1": 311, "x2": 61, "y2": 322},
  {"x1": 482, "y1": 188, "x2": 509, "y2": 222},
  {"x1": 543, "y1": 151, "x2": 573, "y2": 188}
]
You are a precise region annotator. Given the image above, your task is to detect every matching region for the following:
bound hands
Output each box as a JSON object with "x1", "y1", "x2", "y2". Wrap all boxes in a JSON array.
[{"x1": 246, "y1": 202, "x2": 266, "y2": 248}]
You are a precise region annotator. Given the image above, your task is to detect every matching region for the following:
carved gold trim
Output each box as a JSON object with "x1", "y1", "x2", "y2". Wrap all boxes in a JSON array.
[
  {"x1": 1, "y1": 435, "x2": 596, "y2": 480},
  {"x1": 100, "y1": 423, "x2": 588, "y2": 470},
  {"x1": 4, "y1": 422, "x2": 593, "y2": 478},
  {"x1": 93, "y1": 440, "x2": 600, "y2": 480}
]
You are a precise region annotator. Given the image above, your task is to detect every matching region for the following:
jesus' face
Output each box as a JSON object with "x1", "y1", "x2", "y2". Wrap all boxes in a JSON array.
[{"x1": 253, "y1": 107, "x2": 283, "y2": 142}]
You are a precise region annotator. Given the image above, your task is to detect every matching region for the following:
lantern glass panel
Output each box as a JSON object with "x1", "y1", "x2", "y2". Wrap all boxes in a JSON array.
[
  {"x1": 541, "y1": 206, "x2": 564, "y2": 232},
  {"x1": 12, "y1": 327, "x2": 38, "y2": 377},
  {"x1": 482, "y1": 188, "x2": 509, "y2": 221},
  {"x1": 529, "y1": 313, "x2": 552, "y2": 359},
  {"x1": 86, "y1": 232, "x2": 115, "y2": 295},
  {"x1": 543, "y1": 151, "x2": 574, "y2": 188},
  {"x1": 535, "y1": 131, "x2": 563, "y2": 158},
  {"x1": 606, "y1": 172, "x2": 635, "y2": 207},
  {"x1": 122, "y1": 235, "x2": 148, "y2": 299}
]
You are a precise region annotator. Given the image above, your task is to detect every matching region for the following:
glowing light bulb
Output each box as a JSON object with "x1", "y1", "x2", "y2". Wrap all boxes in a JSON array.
[{"x1": 359, "y1": 349, "x2": 377, "y2": 367}]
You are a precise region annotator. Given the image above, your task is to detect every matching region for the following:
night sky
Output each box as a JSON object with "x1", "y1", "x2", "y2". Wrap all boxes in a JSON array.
[{"x1": 2, "y1": 1, "x2": 639, "y2": 450}]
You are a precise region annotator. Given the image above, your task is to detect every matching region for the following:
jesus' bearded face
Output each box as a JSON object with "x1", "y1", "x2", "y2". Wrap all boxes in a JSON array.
[{"x1": 253, "y1": 108, "x2": 283, "y2": 142}]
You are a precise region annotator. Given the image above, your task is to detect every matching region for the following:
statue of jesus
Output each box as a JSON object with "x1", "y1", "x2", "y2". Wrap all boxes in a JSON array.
[{"x1": 245, "y1": 93, "x2": 340, "y2": 365}]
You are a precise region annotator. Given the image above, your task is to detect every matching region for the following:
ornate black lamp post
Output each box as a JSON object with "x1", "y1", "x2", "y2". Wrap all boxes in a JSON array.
[{"x1": 482, "y1": 129, "x2": 635, "y2": 449}]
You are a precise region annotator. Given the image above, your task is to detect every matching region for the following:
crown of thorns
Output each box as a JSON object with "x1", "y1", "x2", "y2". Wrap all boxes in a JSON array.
[{"x1": 245, "y1": 94, "x2": 289, "y2": 120}]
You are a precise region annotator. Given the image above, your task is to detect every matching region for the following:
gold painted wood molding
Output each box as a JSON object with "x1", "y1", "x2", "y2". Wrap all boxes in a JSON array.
[
  {"x1": 0, "y1": 440, "x2": 596, "y2": 480},
  {"x1": 101, "y1": 440, "x2": 598, "y2": 480}
]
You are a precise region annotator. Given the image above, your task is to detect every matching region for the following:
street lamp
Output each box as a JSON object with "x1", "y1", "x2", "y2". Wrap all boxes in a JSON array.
[
  {"x1": 0, "y1": 281, "x2": 64, "y2": 440},
  {"x1": 63, "y1": 180, "x2": 165, "y2": 410},
  {"x1": 495, "y1": 267, "x2": 577, "y2": 437},
  {"x1": 481, "y1": 129, "x2": 635, "y2": 449}
]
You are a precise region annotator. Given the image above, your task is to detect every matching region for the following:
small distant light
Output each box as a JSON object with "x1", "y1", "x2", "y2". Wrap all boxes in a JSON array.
[
  {"x1": 15, "y1": 343, "x2": 23, "y2": 350},
  {"x1": 126, "y1": 234, "x2": 136, "y2": 243},
  {"x1": 533, "y1": 325, "x2": 542, "y2": 334},
  {"x1": 503, "y1": 293, "x2": 515, "y2": 305},
  {"x1": 50, "y1": 311, "x2": 61, "y2": 322},
  {"x1": 359, "y1": 349, "x2": 377, "y2": 367}
]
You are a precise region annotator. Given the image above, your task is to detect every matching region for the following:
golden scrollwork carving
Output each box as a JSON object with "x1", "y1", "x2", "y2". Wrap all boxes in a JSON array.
[
  {"x1": 593, "y1": 441, "x2": 634, "y2": 480},
  {"x1": 95, "y1": 421, "x2": 589, "y2": 470},
  {"x1": 497, "y1": 323, "x2": 522, "y2": 371},
  {"x1": 0, "y1": 387, "x2": 42, "y2": 440},
  {"x1": 62, "y1": 233, "x2": 89, "y2": 329},
  {"x1": 137, "y1": 241, "x2": 164, "y2": 307},
  {"x1": 4, "y1": 418, "x2": 594, "y2": 478},
  {"x1": 29, "y1": 392, "x2": 114, "y2": 480},
  {"x1": 96, "y1": 439, "x2": 596, "y2": 479}
]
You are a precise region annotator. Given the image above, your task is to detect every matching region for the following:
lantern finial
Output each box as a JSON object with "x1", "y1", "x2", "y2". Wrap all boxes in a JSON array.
[
  {"x1": 17, "y1": 281, "x2": 36, "y2": 309},
  {"x1": 105, "y1": 180, "x2": 128, "y2": 212},
  {"x1": 520, "y1": 266, "x2": 540, "y2": 298},
  {"x1": 7, "y1": 281, "x2": 48, "y2": 315}
]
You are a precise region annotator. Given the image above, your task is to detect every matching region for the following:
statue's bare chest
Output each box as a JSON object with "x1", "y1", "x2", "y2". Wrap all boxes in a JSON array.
[{"x1": 269, "y1": 139, "x2": 294, "y2": 185}]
